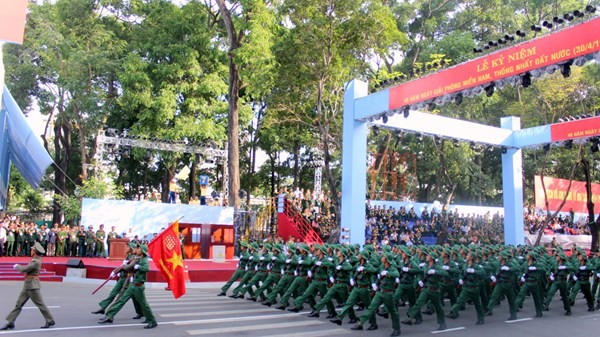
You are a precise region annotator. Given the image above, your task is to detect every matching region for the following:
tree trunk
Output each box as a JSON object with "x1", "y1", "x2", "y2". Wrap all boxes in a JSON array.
[
  {"x1": 189, "y1": 155, "x2": 197, "y2": 199},
  {"x1": 292, "y1": 140, "x2": 300, "y2": 187},
  {"x1": 216, "y1": 0, "x2": 241, "y2": 209},
  {"x1": 582, "y1": 157, "x2": 599, "y2": 252}
]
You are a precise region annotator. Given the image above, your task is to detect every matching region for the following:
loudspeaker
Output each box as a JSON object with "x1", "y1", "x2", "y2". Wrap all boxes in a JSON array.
[{"x1": 66, "y1": 259, "x2": 85, "y2": 268}]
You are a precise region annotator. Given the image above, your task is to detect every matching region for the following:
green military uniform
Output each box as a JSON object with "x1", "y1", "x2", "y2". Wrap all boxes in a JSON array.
[
  {"x1": 218, "y1": 243, "x2": 250, "y2": 296},
  {"x1": 331, "y1": 251, "x2": 377, "y2": 325},
  {"x1": 263, "y1": 245, "x2": 297, "y2": 306},
  {"x1": 85, "y1": 227, "x2": 96, "y2": 257},
  {"x1": 95, "y1": 228, "x2": 106, "y2": 257},
  {"x1": 543, "y1": 252, "x2": 572, "y2": 315},
  {"x1": 68, "y1": 228, "x2": 78, "y2": 257},
  {"x1": 447, "y1": 252, "x2": 485, "y2": 324},
  {"x1": 2, "y1": 242, "x2": 55, "y2": 330},
  {"x1": 310, "y1": 249, "x2": 352, "y2": 318},
  {"x1": 56, "y1": 229, "x2": 67, "y2": 257},
  {"x1": 101, "y1": 244, "x2": 157, "y2": 329},
  {"x1": 568, "y1": 253, "x2": 596, "y2": 311},
  {"x1": 485, "y1": 252, "x2": 518, "y2": 320},
  {"x1": 276, "y1": 245, "x2": 311, "y2": 309},
  {"x1": 254, "y1": 244, "x2": 285, "y2": 301},
  {"x1": 5, "y1": 228, "x2": 15, "y2": 256},
  {"x1": 394, "y1": 248, "x2": 423, "y2": 322},
  {"x1": 353, "y1": 253, "x2": 400, "y2": 336},
  {"x1": 77, "y1": 227, "x2": 86, "y2": 257},
  {"x1": 229, "y1": 244, "x2": 258, "y2": 298},
  {"x1": 289, "y1": 248, "x2": 326, "y2": 312},
  {"x1": 238, "y1": 245, "x2": 272, "y2": 299},
  {"x1": 404, "y1": 253, "x2": 448, "y2": 331},
  {"x1": 515, "y1": 252, "x2": 546, "y2": 317}
]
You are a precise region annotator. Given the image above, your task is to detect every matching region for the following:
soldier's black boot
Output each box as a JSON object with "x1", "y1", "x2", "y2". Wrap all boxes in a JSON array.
[
  {"x1": 98, "y1": 317, "x2": 113, "y2": 324},
  {"x1": 348, "y1": 317, "x2": 358, "y2": 324},
  {"x1": 446, "y1": 312, "x2": 458, "y2": 319},
  {"x1": 484, "y1": 311, "x2": 493, "y2": 316},
  {"x1": 262, "y1": 300, "x2": 272, "y2": 306},
  {"x1": 287, "y1": 306, "x2": 302, "y2": 313},
  {"x1": 437, "y1": 323, "x2": 446, "y2": 331},
  {"x1": 476, "y1": 319, "x2": 484, "y2": 325},
  {"x1": 0, "y1": 323, "x2": 15, "y2": 330},
  {"x1": 350, "y1": 322, "x2": 363, "y2": 330},
  {"x1": 91, "y1": 309, "x2": 105, "y2": 314},
  {"x1": 275, "y1": 304, "x2": 287, "y2": 310},
  {"x1": 143, "y1": 322, "x2": 157, "y2": 329},
  {"x1": 132, "y1": 314, "x2": 144, "y2": 320},
  {"x1": 401, "y1": 318, "x2": 413, "y2": 325},
  {"x1": 307, "y1": 311, "x2": 320, "y2": 318},
  {"x1": 217, "y1": 291, "x2": 226, "y2": 296},
  {"x1": 326, "y1": 313, "x2": 336, "y2": 319},
  {"x1": 507, "y1": 315, "x2": 517, "y2": 321},
  {"x1": 565, "y1": 310, "x2": 572, "y2": 316},
  {"x1": 390, "y1": 329, "x2": 401, "y2": 336},
  {"x1": 367, "y1": 324, "x2": 378, "y2": 330},
  {"x1": 329, "y1": 317, "x2": 342, "y2": 325},
  {"x1": 535, "y1": 312, "x2": 543, "y2": 318},
  {"x1": 41, "y1": 321, "x2": 55, "y2": 329},
  {"x1": 414, "y1": 317, "x2": 423, "y2": 325},
  {"x1": 596, "y1": 301, "x2": 600, "y2": 310},
  {"x1": 377, "y1": 309, "x2": 389, "y2": 319}
]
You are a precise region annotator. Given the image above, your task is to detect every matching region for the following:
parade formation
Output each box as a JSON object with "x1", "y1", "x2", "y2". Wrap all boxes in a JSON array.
[{"x1": 218, "y1": 241, "x2": 600, "y2": 337}]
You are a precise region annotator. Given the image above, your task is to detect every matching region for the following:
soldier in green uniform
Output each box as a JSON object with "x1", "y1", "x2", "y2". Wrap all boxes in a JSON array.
[
  {"x1": 543, "y1": 251, "x2": 572, "y2": 315},
  {"x1": 16, "y1": 226, "x2": 25, "y2": 256},
  {"x1": 1, "y1": 242, "x2": 55, "y2": 330},
  {"x1": 262, "y1": 244, "x2": 297, "y2": 306},
  {"x1": 287, "y1": 245, "x2": 327, "y2": 313},
  {"x1": 394, "y1": 247, "x2": 422, "y2": 323},
  {"x1": 330, "y1": 250, "x2": 375, "y2": 326},
  {"x1": 253, "y1": 243, "x2": 285, "y2": 302},
  {"x1": 77, "y1": 225, "x2": 86, "y2": 257},
  {"x1": 68, "y1": 226, "x2": 78, "y2": 257},
  {"x1": 56, "y1": 226, "x2": 68, "y2": 257},
  {"x1": 229, "y1": 243, "x2": 258, "y2": 298},
  {"x1": 92, "y1": 243, "x2": 143, "y2": 318},
  {"x1": 85, "y1": 226, "x2": 96, "y2": 257},
  {"x1": 275, "y1": 244, "x2": 311, "y2": 310},
  {"x1": 439, "y1": 248, "x2": 460, "y2": 308},
  {"x1": 484, "y1": 251, "x2": 518, "y2": 320},
  {"x1": 238, "y1": 244, "x2": 272, "y2": 300},
  {"x1": 351, "y1": 252, "x2": 401, "y2": 337},
  {"x1": 515, "y1": 251, "x2": 546, "y2": 317},
  {"x1": 308, "y1": 247, "x2": 352, "y2": 318},
  {"x1": 568, "y1": 251, "x2": 596, "y2": 311},
  {"x1": 218, "y1": 241, "x2": 251, "y2": 296},
  {"x1": 446, "y1": 251, "x2": 485, "y2": 325},
  {"x1": 95, "y1": 225, "x2": 107, "y2": 258},
  {"x1": 402, "y1": 251, "x2": 448, "y2": 331},
  {"x1": 98, "y1": 244, "x2": 157, "y2": 329},
  {"x1": 5, "y1": 224, "x2": 15, "y2": 256}
]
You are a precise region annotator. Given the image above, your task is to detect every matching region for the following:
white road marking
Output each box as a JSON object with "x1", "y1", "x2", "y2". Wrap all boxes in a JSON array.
[
  {"x1": 173, "y1": 313, "x2": 301, "y2": 326},
  {"x1": 431, "y1": 327, "x2": 466, "y2": 334},
  {"x1": 505, "y1": 318, "x2": 532, "y2": 323},
  {"x1": 160, "y1": 308, "x2": 275, "y2": 317},
  {"x1": 260, "y1": 329, "x2": 350, "y2": 337},
  {"x1": 187, "y1": 320, "x2": 323, "y2": 335},
  {"x1": 23, "y1": 306, "x2": 60, "y2": 309}
]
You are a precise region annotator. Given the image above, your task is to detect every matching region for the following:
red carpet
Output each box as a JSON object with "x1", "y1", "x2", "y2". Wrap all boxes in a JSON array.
[{"x1": 0, "y1": 257, "x2": 236, "y2": 283}]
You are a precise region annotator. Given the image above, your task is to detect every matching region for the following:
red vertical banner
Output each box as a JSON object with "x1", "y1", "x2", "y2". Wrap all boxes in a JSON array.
[
  {"x1": 148, "y1": 220, "x2": 186, "y2": 299},
  {"x1": 0, "y1": 0, "x2": 28, "y2": 44}
]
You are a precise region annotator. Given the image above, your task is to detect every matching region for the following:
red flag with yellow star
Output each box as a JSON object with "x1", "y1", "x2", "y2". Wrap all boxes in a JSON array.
[{"x1": 148, "y1": 220, "x2": 186, "y2": 299}]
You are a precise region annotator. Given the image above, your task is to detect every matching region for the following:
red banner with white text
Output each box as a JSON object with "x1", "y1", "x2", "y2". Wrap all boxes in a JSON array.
[
  {"x1": 550, "y1": 117, "x2": 600, "y2": 141},
  {"x1": 534, "y1": 175, "x2": 600, "y2": 214},
  {"x1": 389, "y1": 17, "x2": 600, "y2": 110}
]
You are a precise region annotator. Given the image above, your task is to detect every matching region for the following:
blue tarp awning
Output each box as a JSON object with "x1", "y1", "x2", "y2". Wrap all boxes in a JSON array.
[{"x1": 0, "y1": 86, "x2": 53, "y2": 208}]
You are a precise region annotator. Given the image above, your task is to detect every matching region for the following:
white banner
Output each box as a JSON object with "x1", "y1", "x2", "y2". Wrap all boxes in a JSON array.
[{"x1": 524, "y1": 231, "x2": 591, "y2": 250}]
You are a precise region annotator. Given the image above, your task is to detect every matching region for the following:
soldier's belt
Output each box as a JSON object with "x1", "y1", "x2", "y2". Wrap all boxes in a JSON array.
[
  {"x1": 358, "y1": 285, "x2": 370, "y2": 288},
  {"x1": 464, "y1": 285, "x2": 479, "y2": 288},
  {"x1": 24, "y1": 275, "x2": 39, "y2": 279},
  {"x1": 381, "y1": 289, "x2": 394, "y2": 293},
  {"x1": 315, "y1": 278, "x2": 327, "y2": 281},
  {"x1": 134, "y1": 282, "x2": 145, "y2": 286},
  {"x1": 285, "y1": 272, "x2": 295, "y2": 275},
  {"x1": 336, "y1": 280, "x2": 347, "y2": 284},
  {"x1": 526, "y1": 279, "x2": 539, "y2": 283},
  {"x1": 425, "y1": 287, "x2": 439, "y2": 291}
]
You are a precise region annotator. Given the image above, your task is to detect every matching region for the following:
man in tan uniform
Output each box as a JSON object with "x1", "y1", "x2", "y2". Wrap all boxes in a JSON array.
[{"x1": 1, "y1": 242, "x2": 55, "y2": 330}]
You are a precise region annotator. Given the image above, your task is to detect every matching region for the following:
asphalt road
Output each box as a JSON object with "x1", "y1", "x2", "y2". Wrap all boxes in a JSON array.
[{"x1": 0, "y1": 280, "x2": 599, "y2": 337}]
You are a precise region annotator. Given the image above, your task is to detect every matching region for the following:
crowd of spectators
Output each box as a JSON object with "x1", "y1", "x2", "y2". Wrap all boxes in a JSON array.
[{"x1": 279, "y1": 187, "x2": 595, "y2": 246}]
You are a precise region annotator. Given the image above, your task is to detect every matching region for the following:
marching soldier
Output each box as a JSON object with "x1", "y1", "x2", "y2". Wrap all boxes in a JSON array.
[
  {"x1": 351, "y1": 252, "x2": 401, "y2": 337},
  {"x1": 229, "y1": 243, "x2": 259, "y2": 298},
  {"x1": 262, "y1": 244, "x2": 297, "y2": 306},
  {"x1": 275, "y1": 244, "x2": 311, "y2": 310},
  {"x1": 446, "y1": 251, "x2": 485, "y2": 325},
  {"x1": 515, "y1": 251, "x2": 546, "y2": 317},
  {"x1": 98, "y1": 244, "x2": 157, "y2": 329},
  {"x1": 287, "y1": 245, "x2": 326, "y2": 313},
  {"x1": 394, "y1": 247, "x2": 422, "y2": 323},
  {"x1": 568, "y1": 250, "x2": 596, "y2": 311},
  {"x1": 238, "y1": 244, "x2": 272, "y2": 300},
  {"x1": 543, "y1": 251, "x2": 572, "y2": 315},
  {"x1": 218, "y1": 241, "x2": 251, "y2": 296},
  {"x1": 308, "y1": 247, "x2": 353, "y2": 318},
  {"x1": 1, "y1": 242, "x2": 55, "y2": 330},
  {"x1": 253, "y1": 244, "x2": 285, "y2": 302},
  {"x1": 484, "y1": 251, "x2": 518, "y2": 320}
]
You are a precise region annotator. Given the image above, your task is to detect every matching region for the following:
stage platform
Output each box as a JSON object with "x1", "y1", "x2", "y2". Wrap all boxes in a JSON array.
[{"x1": 0, "y1": 257, "x2": 237, "y2": 283}]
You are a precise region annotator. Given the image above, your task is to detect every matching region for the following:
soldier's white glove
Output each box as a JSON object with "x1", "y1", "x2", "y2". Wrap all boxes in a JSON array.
[
  {"x1": 528, "y1": 266, "x2": 536, "y2": 271},
  {"x1": 298, "y1": 259, "x2": 304, "y2": 264},
  {"x1": 395, "y1": 277, "x2": 400, "y2": 284},
  {"x1": 372, "y1": 283, "x2": 378, "y2": 291},
  {"x1": 122, "y1": 259, "x2": 128, "y2": 265},
  {"x1": 427, "y1": 269, "x2": 436, "y2": 275},
  {"x1": 272, "y1": 256, "x2": 276, "y2": 261},
  {"x1": 260, "y1": 256, "x2": 265, "y2": 261},
  {"x1": 402, "y1": 267, "x2": 409, "y2": 272},
  {"x1": 286, "y1": 259, "x2": 291, "y2": 263},
  {"x1": 130, "y1": 276, "x2": 134, "y2": 282},
  {"x1": 597, "y1": 273, "x2": 600, "y2": 278},
  {"x1": 13, "y1": 264, "x2": 19, "y2": 270},
  {"x1": 501, "y1": 266, "x2": 510, "y2": 271},
  {"x1": 418, "y1": 280, "x2": 424, "y2": 288},
  {"x1": 249, "y1": 256, "x2": 253, "y2": 260},
  {"x1": 550, "y1": 275, "x2": 555, "y2": 281},
  {"x1": 580, "y1": 266, "x2": 587, "y2": 270},
  {"x1": 308, "y1": 270, "x2": 313, "y2": 278},
  {"x1": 442, "y1": 265, "x2": 450, "y2": 270},
  {"x1": 336, "y1": 265, "x2": 341, "y2": 271},
  {"x1": 134, "y1": 264, "x2": 140, "y2": 270},
  {"x1": 520, "y1": 276, "x2": 525, "y2": 283},
  {"x1": 254, "y1": 266, "x2": 258, "y2": 271},
  {"x1": 491, "y1": 276, "x2": 497, "y2": 283},
  {"x1": 419, "y1": 262, "x2": 425, "y2": 267},
  {"x1": 558, "y1": 265, "x2": 567, "y2": 270},
  {"x1": 357, "y1": 266, "x2": 365, "y2": 272},
  {"x1": 467, "y1": 268, "x2": 474, "y2": 273},
  {"x1": 329, "y1": 276, "x2": 335, "y2": 283},
  {"x1": 573, "y1": 275, "x2": 578, "y2": 281},
  {"x1": 315, "y1": 261, "x2": 322, "y2": 266},
  {"x1": 459, "y1": 279, "x2": 464, "y2": 285},
  {"x1": 350, "y1": 278, "x2": 355, "y2": 286},
  {"x1": 281, "y1": 269, "x2": 284, "y2": 275},
  {"x1": 381, "y1": 270, "x2": 388, "y2": 276},
  {"x1": 110, "y1": 271, "x2": 116, "y2": 278},
  {"x1": 328, "y1": 257, "x2": 333, "y2": 262},
  {"x1": 294, "y1": 270, "x2": 298, "y2": 276}
]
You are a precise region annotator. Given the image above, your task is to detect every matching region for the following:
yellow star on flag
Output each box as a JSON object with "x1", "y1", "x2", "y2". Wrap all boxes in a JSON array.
[{"x1": 167, "y1": 251, "x2": 184, "y2": 273}]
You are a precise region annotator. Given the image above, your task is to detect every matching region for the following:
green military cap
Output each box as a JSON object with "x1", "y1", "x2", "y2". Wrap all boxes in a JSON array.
[
  {"x1": 264, "y1": 243, "x2": 272, "y2": 250},
  {"x1": 384, "y1": 253, "x2": 394, "y2": 262},
  {"x1": 129, "y1": 242, "x2": 137, "y2": 250},
  {"x1": 401, "y1": 247, "x2": 412, "y2": 257},
  {"x1": 557, "y1": 252, "x2": 568, "y2": 260},
  {"x1": 298, "y1": 243, "x2": 309, "y2": 252},
  {"x1": 527, "y1": 251, "x2": 537, "y2": 260},
  {"x1": 499, "y1": 251, "x2": 511, "y2": 259},
  {"x1": 382, "y1": 245, "x2": 391, "y2": 253},
  {"x1": 428, "y1": 252, "x2": 438, "y2": 260},
  {"x1": 272, "y1": 244, "x2": 283, "y2": 252},
  {"x1": 32, "y1": 242, "x2": 45, "y2": 255},
  {"x1": 364, "y1": 244, "x2": 374, "y2": 251},
  {"x1": 251, "y1": 242, "x2": 259, "y2": 249},
  {"x1": 138, "y1": 244, "x2": 148, "y2": 255}
]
